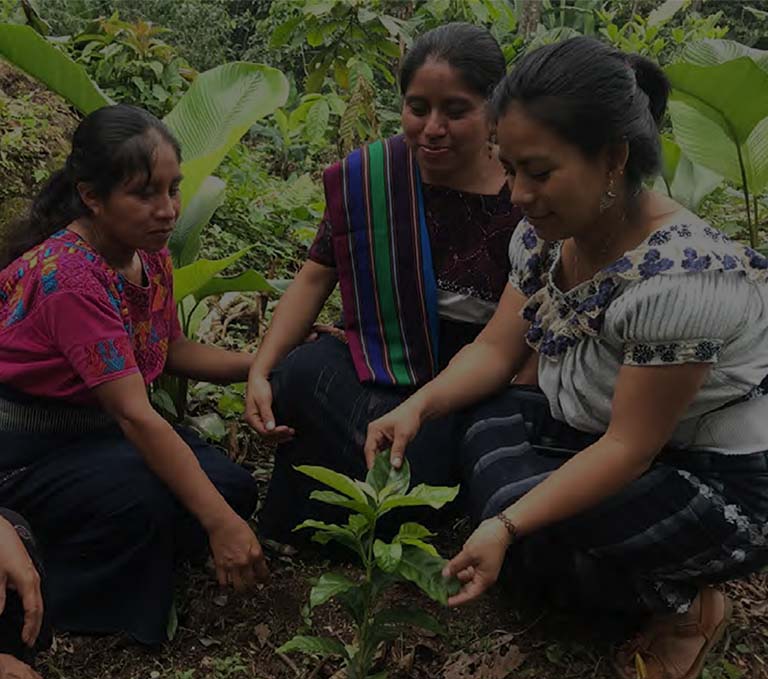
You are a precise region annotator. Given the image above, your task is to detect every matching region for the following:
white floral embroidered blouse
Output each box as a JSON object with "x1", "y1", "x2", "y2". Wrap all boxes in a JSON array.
[{"x1": 508, "y1": 215, "x2": 768, "y2": 453}]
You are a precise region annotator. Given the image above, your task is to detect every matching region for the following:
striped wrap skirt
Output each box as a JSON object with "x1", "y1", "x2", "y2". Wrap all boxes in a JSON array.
[{"x1": 459, "y1": 386, "x2": 768, "y2": 614}]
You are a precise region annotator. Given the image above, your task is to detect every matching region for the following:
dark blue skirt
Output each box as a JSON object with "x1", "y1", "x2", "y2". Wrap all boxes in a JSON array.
[
  {"x1": 459, "y1": 386, "x2": 768, "y2": 614},
  {"x1": 0, "y1": 386, "x2": 258, "y2": 644}
]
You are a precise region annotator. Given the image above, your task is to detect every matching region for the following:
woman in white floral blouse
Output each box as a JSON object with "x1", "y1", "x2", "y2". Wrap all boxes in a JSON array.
[{"x1": 363, "y1": 37, "x2": 768, "y2": 679}]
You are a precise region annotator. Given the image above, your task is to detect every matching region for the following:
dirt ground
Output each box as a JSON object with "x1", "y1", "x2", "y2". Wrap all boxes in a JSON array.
[{"x1": 36, "y1": 440, "x2": 768, "y2": 679}]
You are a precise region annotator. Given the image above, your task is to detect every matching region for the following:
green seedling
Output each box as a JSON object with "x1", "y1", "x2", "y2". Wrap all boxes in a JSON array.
[{"x1": 277, "y1": 451, "x2": 461, "y2": 678}]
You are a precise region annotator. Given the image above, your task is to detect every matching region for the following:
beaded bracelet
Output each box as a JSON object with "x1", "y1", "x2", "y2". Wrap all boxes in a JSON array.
[{"x1": 495, "y1": 512, "x2": 518, "y2": 542}]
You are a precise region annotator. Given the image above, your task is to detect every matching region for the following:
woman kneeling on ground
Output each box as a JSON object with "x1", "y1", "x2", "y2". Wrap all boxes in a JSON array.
[
  {"x1": 247, "y1": 22, "x2": 527, "y2": 543},
  {"x1": 0, "y1": 104, "x2": 267, "y2": 644},
  {"x1": 365, "y1": 37, "x2": 768, "y2": 679}
]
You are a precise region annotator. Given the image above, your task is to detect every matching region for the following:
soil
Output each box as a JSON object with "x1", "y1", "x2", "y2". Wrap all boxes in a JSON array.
[{"x1": 36, "y1": 438, "x2": 768, "y2": 679}]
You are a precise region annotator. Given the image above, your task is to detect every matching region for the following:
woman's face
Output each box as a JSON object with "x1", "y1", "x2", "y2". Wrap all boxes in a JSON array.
[
  {"x1": 496, "y1": 103, "x2": 610, "y2": 241},
  {"x1": 84, "y1": 139, "x2": 182, "y2": 253},
  {"x1": 401, "y1": 58, "x2": 491, "y2": 180}
]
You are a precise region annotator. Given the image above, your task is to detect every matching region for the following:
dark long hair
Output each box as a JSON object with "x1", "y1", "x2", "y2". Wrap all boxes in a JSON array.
[
  {"x1": 491, "y1": 37, "x2": 670, "y2": 193},
  {"x1": 399, "y1": 22, "x2": 506, "y2": 98},
  {"x1": 1, "y1": 104, "x2": 181, "y2": 269}
]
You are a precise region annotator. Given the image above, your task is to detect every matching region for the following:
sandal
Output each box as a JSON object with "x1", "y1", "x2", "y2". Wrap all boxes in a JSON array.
[{"x1": 612, "y1": 587, "x2": 732, "y2": 679}]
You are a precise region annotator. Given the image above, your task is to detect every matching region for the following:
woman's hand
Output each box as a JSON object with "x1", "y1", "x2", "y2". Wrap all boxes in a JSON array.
[
  {"x1": 208, "y1": 514, "x2": 269, "y2": 591},
  {"x1": 363, "y1": 398, "x2": 425, "y2": 470},
  {"x1": 0, "y1": 654, "x2": 42, "y2": 679},
  {"x1": 0, "y1": 519, "x2": 42, "y2": 648},
  {"x1": 305, "y1": 323, "x2": 347, "y2": 344},
  {"x1": 442, "y1": 517, "x2": 512, "y2": 606},
  {"x1": 244, "y1": 371, "x2": 294, "y2": 443}
]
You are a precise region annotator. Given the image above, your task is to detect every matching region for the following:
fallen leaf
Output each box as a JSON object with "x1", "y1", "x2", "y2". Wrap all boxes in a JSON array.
[
  {"x1": 199, "y1": 637, "x2": 220, "y2": 648},
  {"x1": 255, "y1": 623, "x2": 271, "y2": 646},
  {"x1": 213, "y1": 594, "x2": 228, "y2": 607},
  {"x1": 443, "y1": 641, "x2": 525, "y2": 679}
]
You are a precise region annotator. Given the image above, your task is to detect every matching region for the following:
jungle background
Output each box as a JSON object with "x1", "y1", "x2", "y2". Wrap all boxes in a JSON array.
[{"x1": 1, "y1": 0, "x2": 768, "y2": 677}]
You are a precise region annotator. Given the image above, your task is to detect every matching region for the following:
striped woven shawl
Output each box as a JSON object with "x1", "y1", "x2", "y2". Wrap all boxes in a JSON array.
[{"x1": 324, "y1": 135, "x2": 439, "y2": 386}]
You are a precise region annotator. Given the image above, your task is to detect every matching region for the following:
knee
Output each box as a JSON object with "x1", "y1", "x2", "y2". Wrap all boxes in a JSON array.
[{"x1": 271, "y1": 336, "x2": 348, "y2": 418}]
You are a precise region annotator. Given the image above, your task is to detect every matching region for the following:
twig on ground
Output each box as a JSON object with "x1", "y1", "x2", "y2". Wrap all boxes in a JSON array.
[{"x1": 264, "y1": 639, "x2": 301, "y2": 677}]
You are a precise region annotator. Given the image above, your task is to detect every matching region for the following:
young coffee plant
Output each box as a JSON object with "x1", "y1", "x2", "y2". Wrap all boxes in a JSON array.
[{"x1": 277, "y1": 451, "x2": 460, "y2": 679}]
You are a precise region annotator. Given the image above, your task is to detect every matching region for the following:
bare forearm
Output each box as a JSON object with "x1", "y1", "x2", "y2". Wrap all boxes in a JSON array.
[
  {"x1": 502, "y1": 435, "x2": 654, "y2": 538},
  {"x1": 251, "y1": 262, "x2": 336, "y2": 377},
  {"x1": 118, "y1": 412, "x2": 235, "y2": 530},
  {"x1": 165, "y1": 338, "x2": 253, "y2": 384},
  {"x1": 414, "y1": 340, "x2": 524, "y2": 422}
]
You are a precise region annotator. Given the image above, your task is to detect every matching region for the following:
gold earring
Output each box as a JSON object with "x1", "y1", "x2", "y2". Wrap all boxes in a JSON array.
[{"x1": 599, "y1": 175, "x2": 617, "y2": 213}]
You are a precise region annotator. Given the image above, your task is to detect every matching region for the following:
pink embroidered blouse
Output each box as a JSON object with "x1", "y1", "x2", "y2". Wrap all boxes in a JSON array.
[{"x1": 0, "y1": 229, "x2": 182, "y2": 404}]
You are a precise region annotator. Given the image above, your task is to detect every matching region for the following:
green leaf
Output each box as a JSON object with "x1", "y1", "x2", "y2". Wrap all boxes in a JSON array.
[
  {"x1": 395, "y1": 546, "x2": 459, "y2": 605},
  {"x1": 394, "y1": 523, "x2": 433, "y2": 541},
  {"x1": 393, "y1": 523, "x2": 438, "y2": 557},
  {"x1": 373, "y1": 540, "x2": 402, "y2": 573},
  {"x1": 366, "y1": 450, "x2": 410, "y2": 496},
  {"x1": 270, "y1": 16, "x2": 302, "y2": 48},
  {"x1": 379, "y1": 483, "x2": 459, "y2": 515},
  {"x1": 151, "y1": 387, "x2": 178, "y2": 418},
  {"x1": 370, "y1": 607, "x2": 443, "y2": 643},
  {"x1": 310, "y1": 573, "x2": 357, "y2": 610},
  {"x1": 294, "y1": 519, "x2": 361, "y2": 555},
  {"x1": 679, "y1": 39, "x2": 768, "y2": 72},
  {"x1": 168, "y1": 175, "x2": 226, "y2": 268},
  {"x1": 346, "y1": 513, "x2": 369, "y2": 536},
  {"x1": 396, "y1": 538, "x2": 438, "y2": 557},
  {"x1": 163, "y1": 62, "x2": 289, "y2": 210},
  {"x1": 172, "y1": 247, "x2": 252, "y2": 301},
  {"x1": 295, "y1": 465, "x2": 368, "y2": 504},
  {"x1": 666, "y1": 56, "x2": 768, "y2": 146},
  {"x1": 193, "y1": 269, "x2": 278, "y2": 303},
  {"x1": 277, "y1": 635, "x2": 347, "y2": 658},
  {"x1": 0, "y1": 24, "x2": 112, "y2": 114},
  {"x1": 654, "y1": 135, "x2": 722, "y2": 210},
  {"x1": 336, "y1": 586, "x2": 366, "y2": 625},
  {"x1": 304, "y1": 99, "x2": 330, "y2": 144},
  {"x1": 166, "y1": 600, "x2": 178, "y2": 641},
  {"x1": 647, "y1": 0, "x2": 685, "y2": 27},
  {"x1": 187, "y1": 412, "x2": 227, "y2": 441},
  {"x1": 309, "y1": 490, "x2": 376, "y2": 519}
]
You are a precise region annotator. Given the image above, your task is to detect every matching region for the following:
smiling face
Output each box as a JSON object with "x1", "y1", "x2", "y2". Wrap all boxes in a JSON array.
[
  {"x1": 80, "y1": 136, "x2": 182, "y2": 253},
  {"x1": 401, "y1": 58, "x2": 492, "y2": 181},
  {"x1": 496, "y1": 103, "x2": 611, "y2": 241}
]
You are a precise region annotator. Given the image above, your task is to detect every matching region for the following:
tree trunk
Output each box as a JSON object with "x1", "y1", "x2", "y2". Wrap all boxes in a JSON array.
[{"x1": 519, "y1": 0, "x2": 542, "y2": 38}]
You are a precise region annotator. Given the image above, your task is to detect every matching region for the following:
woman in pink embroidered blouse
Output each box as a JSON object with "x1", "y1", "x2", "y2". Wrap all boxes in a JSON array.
[{"x1": 0, "y1": 105, "x2": 265, "y2": 645}]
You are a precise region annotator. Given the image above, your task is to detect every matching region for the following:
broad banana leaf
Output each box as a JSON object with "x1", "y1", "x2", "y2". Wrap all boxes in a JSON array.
[
  {"x1": 168, "y1": 175, "x2": 226, "y2": 268},
  {"x1": 654, "y1": 135, "x2": 722, "y2": 211},
  {"x1": 173, "y1": 247, "x2": 253, "y2": 302},
  {"x1": 0, "y1": 23, "x2": 112, "y2": 113},
  {"x1": 192, "y1": 270, "x2": 278, "y2": 302},
  {"x1": 666, "y1": 40, "x2": 768, "y2": 195},
  {"x1": 163, "y1": 62, "x2": 289, "y2": 209}
]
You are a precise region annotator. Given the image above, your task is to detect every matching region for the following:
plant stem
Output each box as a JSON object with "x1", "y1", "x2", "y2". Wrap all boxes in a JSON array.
[
  {"x1": 735, "y1": 140, "x2": 756, "y2": 248},
  {"x1": 754, "y1": 195, "x2": 760, "y2": 246}
]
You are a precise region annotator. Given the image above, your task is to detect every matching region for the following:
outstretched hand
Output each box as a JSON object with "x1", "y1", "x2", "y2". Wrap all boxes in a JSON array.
[
  {"x1": 363, "y1": 400, "x2": 424, "y2": 470},
  {"x1": 244, "y1": 372, "x2": 294, "y2": 443},
  {"x1": 442, "y1": 517, "x2": 512, "y2": 607}
]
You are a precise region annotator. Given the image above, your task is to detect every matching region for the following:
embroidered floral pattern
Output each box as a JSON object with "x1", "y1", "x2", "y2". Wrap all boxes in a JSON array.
[
  {"x1": 0, "y1": 230, "x2": 179, "y2": 399},
  {"x1": 511, "y1": 220, "x2": 768, "y2": 360},
  {"x1": 623, "y1": 340, "x2": 723, "y2": 366}
]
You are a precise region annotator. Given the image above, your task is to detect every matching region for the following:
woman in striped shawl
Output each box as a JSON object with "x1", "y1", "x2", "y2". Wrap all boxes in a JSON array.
[
  {"x1": 364, "y1": 38, "x2": 768, "y2": 679},
  {"x1": 247, "y1": 23, "x2": 524, "y2": 542}
]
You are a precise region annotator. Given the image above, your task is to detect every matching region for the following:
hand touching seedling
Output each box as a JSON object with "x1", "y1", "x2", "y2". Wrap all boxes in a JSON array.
[{"x1": 277, "y1": 451, "x2": 460, "y2": 679}]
